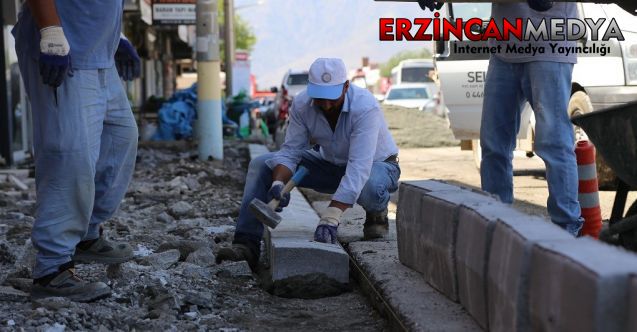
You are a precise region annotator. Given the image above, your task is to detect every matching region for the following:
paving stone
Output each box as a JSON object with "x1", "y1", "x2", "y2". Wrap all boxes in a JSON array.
[
  {"x1": 529, "y1": 237, "x2": 637, "y2": 332},
  {"x1": 455, "y1": 201, "x2": 555, "y2": 330},
  {"x1": 487, "y1": 217, "x2": 572, "y2": 332},
  {"x1": 400, "y1": 179, "x2": 464, "y2": 194}
]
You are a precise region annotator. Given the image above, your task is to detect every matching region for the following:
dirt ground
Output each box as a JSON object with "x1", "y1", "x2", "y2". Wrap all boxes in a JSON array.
[
  {"x1": 382, "y1": 105, "x2": 459, "y2": 149},
  {"x1": 395, "y1": 147, "x2": 637, "y2": 221},
  {"x1": 0, "y1": 143, "x2": 385, "y2": 331}
]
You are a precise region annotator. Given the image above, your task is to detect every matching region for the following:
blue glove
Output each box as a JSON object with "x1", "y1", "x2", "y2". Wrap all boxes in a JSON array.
[
  {"x1": 115, "y1": 37, "x2": 141, "y2": 81},
  {"x1": 314, "y1": 224, "x2": 338, "y2": 244},
  {"x1": 38, "y1": 26, "x2": 71, "y2": 88},
  {"x1": 268, "y1": 181, "x2": 290, "y2": 212},
  {"x1": 417, "y1": 0, "x2": 444, "y2": 11},
  {"x1": 314, "y1": 207, "x2": 343, "y2": 244},
  {"x1": 527, "y1": 0, "x2": 553, "y2": 11}
]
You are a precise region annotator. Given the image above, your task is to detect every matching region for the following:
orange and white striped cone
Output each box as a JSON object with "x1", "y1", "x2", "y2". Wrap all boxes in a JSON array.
[{"x1": 575, "y1": 140, "x2": 602, "y2": 238}]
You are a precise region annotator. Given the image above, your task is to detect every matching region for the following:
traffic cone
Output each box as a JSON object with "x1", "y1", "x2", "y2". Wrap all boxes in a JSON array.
[{"x1": 575, "y1": 140, "x2": 602, "y2": 238}]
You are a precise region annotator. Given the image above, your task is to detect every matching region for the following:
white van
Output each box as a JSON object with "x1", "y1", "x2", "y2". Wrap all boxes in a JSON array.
[
  {"x1": 435, "y1": 3, "x2": 637, "y2": 182},
  {"x1": 390, "y1": 59, "x2": 436, "y2": 85}
]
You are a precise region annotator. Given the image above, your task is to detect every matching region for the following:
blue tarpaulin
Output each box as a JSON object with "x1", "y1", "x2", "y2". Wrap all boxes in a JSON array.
[{"x1": 152, "y1": 83, "x2": 238, "y2": 141}]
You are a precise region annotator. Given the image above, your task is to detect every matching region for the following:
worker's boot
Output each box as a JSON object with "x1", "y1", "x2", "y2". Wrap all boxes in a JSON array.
[
  {"x1": 73, "y1": 228, "x2": 133, "y2": 264},
  {"x1": 216, "y1": 242, "x2": 259, "y2": 272},
  {"x1": 31, "y1": 261, "x2": 111, "y2": 302},
  {"x1": 363, "y1": 209, "x2": 389, "y2": 240}
]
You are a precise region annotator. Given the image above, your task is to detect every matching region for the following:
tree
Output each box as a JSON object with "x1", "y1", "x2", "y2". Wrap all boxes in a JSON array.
[
  {"x1": 380, "y1": 49, "x2": 432, "y2": 77},
  {"x1": 217, "y1": 2, "x2": 257, "y2": 63}
]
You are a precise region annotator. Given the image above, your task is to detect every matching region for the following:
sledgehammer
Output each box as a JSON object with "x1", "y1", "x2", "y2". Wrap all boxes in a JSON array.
[{"x1": 249, "y1": 166, "x2": 309, "y2": 229}]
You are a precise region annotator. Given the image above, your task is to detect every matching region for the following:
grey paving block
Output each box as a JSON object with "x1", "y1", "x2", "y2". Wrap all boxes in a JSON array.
[
  {"x1": 401, "y1": 179, "x2": 462, "y2": 193},
  {"x1": 270, "y1": 238, "x2": 348, "y2": 283},
  {"x1": 455, "y1": 206, "x2": 497, "y2": 330},
  {"x1": 396, "y1": 183, "x2": 430, "y2": 273},
  {"x1": 487, "y1": 216, "x2": 573, "y2": 332},
  {"x1": 529, "y1": 237, "x2": 637, "y2": 332},
  {"x1": 416, "y1": 194, "x2": 460, "y2": 300}
]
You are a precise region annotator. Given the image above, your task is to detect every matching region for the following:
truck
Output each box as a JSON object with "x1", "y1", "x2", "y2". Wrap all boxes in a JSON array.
[{"x1": 434, "y1": 2, "x2": 637, "y2": 186}]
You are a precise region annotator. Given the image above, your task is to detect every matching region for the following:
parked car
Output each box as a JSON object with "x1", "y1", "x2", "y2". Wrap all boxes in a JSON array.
[{"x1": 382, "y1": 83, "x2": 436, "y2": 112}]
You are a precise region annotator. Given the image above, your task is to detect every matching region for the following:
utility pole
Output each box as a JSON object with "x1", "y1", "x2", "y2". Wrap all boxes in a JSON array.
[
  {"x1": 196, "y1": 0, "x2": 223, "y2": 160},
  {"x1": 223, "y1": 0, "x2": 234, "y2": 97},
  {"x1": 0, "y1": 4, "x2": 12, "y2": 167}
]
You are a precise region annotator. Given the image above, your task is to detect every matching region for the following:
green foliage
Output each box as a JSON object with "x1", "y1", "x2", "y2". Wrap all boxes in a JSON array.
[
  {"x1": 380, "y1": 49, "x2": 432, "y2": 77},
  {"x1": 217, "y1": 2, "x2": 257, "y2": 62},
  {"x1": 234, "y1": 15, "x2": 256, "y2": 51}
]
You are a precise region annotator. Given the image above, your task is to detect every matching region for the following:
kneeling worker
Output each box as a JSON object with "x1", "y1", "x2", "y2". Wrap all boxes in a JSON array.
[{"x1": 218, "y1": 58, "x2": 400, "y2": 270}]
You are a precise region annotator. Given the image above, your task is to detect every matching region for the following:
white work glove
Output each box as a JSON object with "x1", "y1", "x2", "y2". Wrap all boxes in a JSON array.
[
  {"x1": 38, "y1": 26, "x2": 71, "y2": 87},
  {"x1": 40, "y1": 26, "x2": 70, "y2": 56},
  {"x1": 314, "y1": 207, "x2": 343, "y2": 244}
]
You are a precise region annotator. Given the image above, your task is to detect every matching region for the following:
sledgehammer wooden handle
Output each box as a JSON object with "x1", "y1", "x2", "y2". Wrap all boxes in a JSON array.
[{"x1": 267, "y1": 166, "x2": 309, "y2": 209}]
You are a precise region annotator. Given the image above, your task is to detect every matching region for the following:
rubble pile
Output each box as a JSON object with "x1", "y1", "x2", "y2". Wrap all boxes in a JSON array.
[{"x1": 0, "y1": 143, "x2": 384, "y2": 331}]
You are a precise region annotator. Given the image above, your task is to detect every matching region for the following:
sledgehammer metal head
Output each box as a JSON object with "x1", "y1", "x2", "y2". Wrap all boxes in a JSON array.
[
  {"x1": 249, "y1": 198, "x2": 282, "y2": 228},
  {"x1": 248, "y1": 166, "x2": 309, "y2": 229}
]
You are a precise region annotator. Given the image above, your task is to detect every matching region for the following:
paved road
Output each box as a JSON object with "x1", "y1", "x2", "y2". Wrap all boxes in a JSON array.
[{"x1": 392, "y1": 147, "x2": 637, "y2": 221}]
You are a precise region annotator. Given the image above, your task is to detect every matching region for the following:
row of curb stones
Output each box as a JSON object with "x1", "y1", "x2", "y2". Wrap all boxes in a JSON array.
[{"x1": 397, "y1": 180, "x2": 637, "y2": 332}]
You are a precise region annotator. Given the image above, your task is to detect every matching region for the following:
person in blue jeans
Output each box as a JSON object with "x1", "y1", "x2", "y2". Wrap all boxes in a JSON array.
[
  {"x1": 481, "y1": 3, "x2": 584, "y2": 235},
  {"x1": 217, "y1": 58, "x2": 400, "y2": 270},
  {"x1": 13, "y1": 0, "x2": 140, "y2": 301}
]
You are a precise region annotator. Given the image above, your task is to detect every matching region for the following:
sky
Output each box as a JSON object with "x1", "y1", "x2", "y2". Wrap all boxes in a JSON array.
[{"x1": 235, "y1": 0, "x2": 435, "y2": 88}]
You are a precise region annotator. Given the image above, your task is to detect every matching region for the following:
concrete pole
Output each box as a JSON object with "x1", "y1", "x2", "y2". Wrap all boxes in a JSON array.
[
  {"x1": 0, "y1": 5, "x2": 12, "y2": 167},
  {"x1": 196, "y1": 0, "x2": 223, "y2": 160},
  {"x1": 223, "y1": 0, "x2": 234, "y2": 97}
]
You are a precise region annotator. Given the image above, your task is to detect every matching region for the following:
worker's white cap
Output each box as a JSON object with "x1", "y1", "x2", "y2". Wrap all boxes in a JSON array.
[{"x1": 307, "y1": 58, "x2": 347, "y2": 100}]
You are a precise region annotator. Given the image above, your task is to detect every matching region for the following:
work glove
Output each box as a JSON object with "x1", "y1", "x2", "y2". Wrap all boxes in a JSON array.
[
  {"x1": 314, "y1": 206, "x2": 343, "y2": 244},
  {"x1": 417, "y1": 0, "x2": 444, "y2": 11},
  {"x1": 527, "y1": 0, "x2": 553, "y2": 11},
  {"x1": 38, "y1": 26, "x2": 71, "y2": 87},
  {"x1": 267, "y1": 181, "x2": 290, "y2": 212},
  {"x1": 115, "y1": 37, "x2": 141, "y2": 81}
]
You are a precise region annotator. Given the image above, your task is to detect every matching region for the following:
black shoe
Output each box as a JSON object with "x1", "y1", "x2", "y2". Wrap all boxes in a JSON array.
[
  {"x1": 363, "y1": 209, "x2": 389, "y2": 240},
  {"x1": 31, "y1": 261, "x2": 111, "y2": 302},
  {"x1": 216, "y1": 243, "x2": 259, "y2": 272},
  {"x1": 73, "y1": 228, "x2": 133, "y2": 265}
]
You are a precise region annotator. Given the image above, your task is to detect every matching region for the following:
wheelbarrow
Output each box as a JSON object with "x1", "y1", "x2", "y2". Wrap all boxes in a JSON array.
[{"x1": 571, "y1": 100, "x2": 637, "y2": 250}]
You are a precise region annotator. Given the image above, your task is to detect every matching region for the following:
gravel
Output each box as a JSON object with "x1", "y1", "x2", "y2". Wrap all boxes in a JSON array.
[{"x1": 0, "y1": 142, "x2": 386, "y2": 331}]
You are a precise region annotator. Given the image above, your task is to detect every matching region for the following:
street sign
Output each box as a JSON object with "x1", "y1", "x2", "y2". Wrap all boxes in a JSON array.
[{"x1": 152, "y1": 0, "x2": 197, "y2": 25}]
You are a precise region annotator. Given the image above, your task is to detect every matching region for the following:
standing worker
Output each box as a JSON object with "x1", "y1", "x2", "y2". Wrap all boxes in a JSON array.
[
  {"x1": 217, "y1": 58, "x2": 400, "y2": 270},
  {"x1": 479, "y1": 3, "x2": 584, "y2": 235},
  {"x1": 13, "y1": 0, "x2": 141, "y2": 301}
]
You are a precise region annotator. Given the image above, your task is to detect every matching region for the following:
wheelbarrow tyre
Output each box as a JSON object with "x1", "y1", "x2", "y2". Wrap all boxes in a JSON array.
[
  {"x1": 568, "y1": 91, "x2": 616, "y2": 189},
  {"x1": 618, "y1": 200, "x2": 637, "y2": 251}
]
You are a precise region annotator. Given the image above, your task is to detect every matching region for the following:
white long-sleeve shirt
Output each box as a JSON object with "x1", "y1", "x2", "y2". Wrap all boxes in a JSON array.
[{"x1": 265, "y1": 85, "x2": 399, "y2": 204}]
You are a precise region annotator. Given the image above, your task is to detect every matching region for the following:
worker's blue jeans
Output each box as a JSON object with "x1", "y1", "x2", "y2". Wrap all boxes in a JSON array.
[
  {"x1": 17, "y1": 55, "x2": 138, "y2": 278},
  {"x1": 481, "y1": 56, "x2": 582, "y2": 235},
  {"x1": 234, "y1": 150, "x2": 401, "y2": 245}
]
